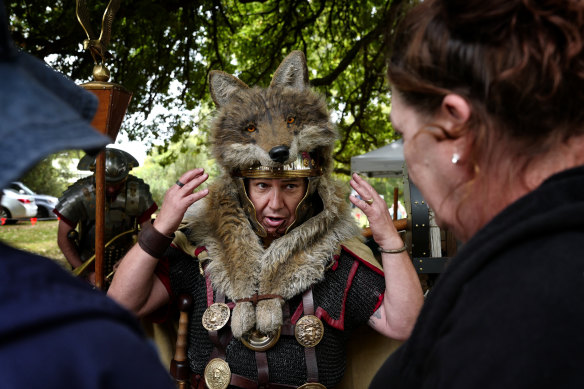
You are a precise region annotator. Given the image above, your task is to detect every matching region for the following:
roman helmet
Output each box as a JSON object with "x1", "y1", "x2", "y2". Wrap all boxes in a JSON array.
[{"x1": 78, "y1": 148, "x2": 139, "y2": 183}]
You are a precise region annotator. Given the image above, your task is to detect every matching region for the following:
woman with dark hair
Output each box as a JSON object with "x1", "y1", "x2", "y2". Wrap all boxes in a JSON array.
[{"x1": 354, "y1": 0, "x2": 584, "y2": 387}]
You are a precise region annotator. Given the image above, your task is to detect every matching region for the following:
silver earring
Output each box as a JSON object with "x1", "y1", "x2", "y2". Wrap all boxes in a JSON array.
[{"x1": 451, "y1": 153, "x2": 460, "y2": 164}]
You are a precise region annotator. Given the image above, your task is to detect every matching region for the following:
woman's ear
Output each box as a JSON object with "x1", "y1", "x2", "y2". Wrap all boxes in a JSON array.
[{"x1": 437, "y1": 94, "x2": 471, "y2": 138}]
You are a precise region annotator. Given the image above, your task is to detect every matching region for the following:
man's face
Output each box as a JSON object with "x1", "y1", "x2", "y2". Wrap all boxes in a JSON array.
[
  {"x1": 105, "y1": 180, "x2": 125, "y2": 199},
  {"x1": 305, "y1": 324, "x2": 315, "y2": 340},
  {"x1": 247, "y1": 178, "x2": 307, "y2": 237}
]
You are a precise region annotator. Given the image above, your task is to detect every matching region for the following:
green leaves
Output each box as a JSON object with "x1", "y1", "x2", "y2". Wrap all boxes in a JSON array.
[{"x1": 7, "y1": 0, "x2": 411, "y2": 175}]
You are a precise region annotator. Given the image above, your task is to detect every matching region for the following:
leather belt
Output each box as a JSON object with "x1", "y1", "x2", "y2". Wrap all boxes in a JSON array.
[
  {"x1": 256, "y1": 351, "x2": 269, "y2": 386},
  {"x1": 301, "y1": 289, "x2": 319, "y2": 384}
]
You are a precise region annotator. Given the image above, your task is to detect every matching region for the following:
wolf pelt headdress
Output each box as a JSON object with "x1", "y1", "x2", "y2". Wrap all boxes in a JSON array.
[{"x1": 183, "y1": 51, "x2": 361, "y2": 338}]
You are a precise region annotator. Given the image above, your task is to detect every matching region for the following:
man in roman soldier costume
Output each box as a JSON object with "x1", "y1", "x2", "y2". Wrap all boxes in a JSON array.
[
  {"x1": 54, "y1": 147, "x2": 157, "y2": 286},
  {"x1": 109, "y1": 51, "x2": 423, "y2": 388}
]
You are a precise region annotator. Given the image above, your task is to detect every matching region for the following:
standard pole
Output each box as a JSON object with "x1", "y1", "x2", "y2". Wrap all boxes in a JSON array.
[{"x1": 94, "y1": 150, "x2": 106, "y2": 289}]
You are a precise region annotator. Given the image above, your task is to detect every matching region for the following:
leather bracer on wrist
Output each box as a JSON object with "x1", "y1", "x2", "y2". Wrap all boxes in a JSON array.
[{"x1": 138, "y1": 224, "x2": 175, "y2": 259}]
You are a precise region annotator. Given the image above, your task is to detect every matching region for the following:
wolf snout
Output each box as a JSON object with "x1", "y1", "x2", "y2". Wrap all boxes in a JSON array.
[{"x1": 269, "y1": 145, "x2": 290, "y2": 164}]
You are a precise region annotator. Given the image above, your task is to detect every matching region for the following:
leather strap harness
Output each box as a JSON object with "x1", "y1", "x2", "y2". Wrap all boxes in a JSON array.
[{"x1": 192, "y1": 269, "x2": 322, "y2": 389}]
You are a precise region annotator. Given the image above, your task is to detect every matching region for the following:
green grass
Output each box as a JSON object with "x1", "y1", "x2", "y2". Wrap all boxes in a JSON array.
[{"x1": 0, "y1": 220, "x2": 70, "y2": 270}]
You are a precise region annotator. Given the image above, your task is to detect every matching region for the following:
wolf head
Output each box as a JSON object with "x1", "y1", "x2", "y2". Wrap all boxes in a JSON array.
[{"x1": 208, "y1": 51, "x2": 337, "y2": 177}]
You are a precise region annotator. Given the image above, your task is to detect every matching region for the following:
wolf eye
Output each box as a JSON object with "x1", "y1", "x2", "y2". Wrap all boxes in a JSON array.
[
  {"x1": 286, "y1": 115, "x2": 295, "y2": 124},
  {"x1": 246, "y1": 123, "x2": 256, "y2": 132}
]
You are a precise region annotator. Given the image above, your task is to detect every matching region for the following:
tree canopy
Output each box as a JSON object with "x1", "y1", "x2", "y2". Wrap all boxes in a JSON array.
[
  {"x1": 133, "y1": 134, "x2": 220, "y2": 205},
  {"x1": 7, "y1": 0, "x2": 410, "y2": 175}
]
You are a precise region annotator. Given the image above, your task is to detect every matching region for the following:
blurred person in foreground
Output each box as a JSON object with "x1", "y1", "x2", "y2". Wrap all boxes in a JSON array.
[
  {"x1": 0, "y1": 1, "x2": 175, "y2": 387},
  {"x1": 366, "y1": 0, "x2": 584, "y2": 387}
]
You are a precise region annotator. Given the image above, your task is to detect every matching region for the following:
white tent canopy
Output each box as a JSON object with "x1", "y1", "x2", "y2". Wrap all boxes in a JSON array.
[{"x1": 350, "y1": 139, "x2": 405, "y2": 177}]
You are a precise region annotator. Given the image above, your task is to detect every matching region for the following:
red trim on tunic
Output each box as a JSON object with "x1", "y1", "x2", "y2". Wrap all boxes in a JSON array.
[
  {"x1": 331, "y1": 254, "x2": 340, "y2": 271},
  {"x1": 373, "y1": 292, "x2": 384, "y2": 312},
  {"x1": 340, "y1": 244, "x2": 385, "y2": 276},
  {"x1": 291, "y1": 303, "x2": 304, "y2": 325},
  {"x1": 53, "y1": 210, "x2": 76, "y2": 228},
  {"x1": 340, "y1": 247, "x2": 386, "y2": 311},
  {"x1": 149, "y1": 255, "x2": 172, "y2": 323},
  {"x1": 137, "y1": 202, "x2": 158, "y2": 225},
  {"x1": 154, "y1": 258, "x2": 171, "y2": 296},
  {"x1": 316, "y1": 260, "x2": 360, "y2": 330},
  {"x1": 195, "y1": 246, "x2": 207, "y2": 257}
]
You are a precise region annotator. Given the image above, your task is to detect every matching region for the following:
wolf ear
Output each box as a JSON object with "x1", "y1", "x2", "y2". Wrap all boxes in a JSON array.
[
  {"x1": 209, "y1": 70, "x2": 250, "y2": 107},
  {"x1": 270, "y1": 50, "x2": 309, "y2": 90}
]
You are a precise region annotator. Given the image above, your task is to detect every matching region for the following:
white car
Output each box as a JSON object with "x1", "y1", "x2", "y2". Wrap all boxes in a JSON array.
[
  {"x1": 1, "y1": 189, "x2": 38, "y2": 224},
  {"x1": 7, "y1": 181, "x2": 58, "y2": 219}
]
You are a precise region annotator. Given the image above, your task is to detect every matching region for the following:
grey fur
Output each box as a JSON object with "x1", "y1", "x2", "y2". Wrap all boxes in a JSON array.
[
  {"x1": 210, "y1": 87, "x2": 336, "y2": 172},
  {"x1": 231, "y1": 301, "x2": 255, "y2": 339},
  {"x1": 208, "y1": 70, "x2": 249, "y2": 107},
  {"x1": 269, "y1": 51, "x2": 309, "y2": 90},
  {"x1": 218, "y1": 123, "x2": 334, "y2": 170}
]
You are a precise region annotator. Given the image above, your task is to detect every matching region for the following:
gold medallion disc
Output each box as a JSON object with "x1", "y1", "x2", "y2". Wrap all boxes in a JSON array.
[
  {"x1": 204, "y1": 358, "x2": 231, "y2": 389},
  {"x1": 240, "y1": 326, "x2": 282, "y2": 352},
  {"x1": 295, "y1": 315, "x2": 324, "y2": 348},
  {"x1": 298, "y1": 383, "x2": 327, "y2": 389},
  {"x1": 202, "y1": 303, "x2": 230, "y2": 331}
]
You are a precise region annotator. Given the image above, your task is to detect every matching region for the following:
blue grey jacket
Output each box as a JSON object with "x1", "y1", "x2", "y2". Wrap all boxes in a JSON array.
[{"x1": 0, "y1": 243, "x2": 175, "y2": 389}]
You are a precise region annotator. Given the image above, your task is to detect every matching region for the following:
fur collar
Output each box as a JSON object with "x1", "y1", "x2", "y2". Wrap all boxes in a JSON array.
[{"x1": 182, "y1": 174, "x2": 360, "y2": 338}]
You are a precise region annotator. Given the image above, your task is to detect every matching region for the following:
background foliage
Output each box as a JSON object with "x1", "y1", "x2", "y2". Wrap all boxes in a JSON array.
[
  {"x1": 7, "y1": 0, "x2": 410, "y2": 176},
  {"x1": 133, "y1": 134, "x2": 221, "y2": 205},
  {"x1": 20, "y1": 150, "x2": 84, "y2": 197}
]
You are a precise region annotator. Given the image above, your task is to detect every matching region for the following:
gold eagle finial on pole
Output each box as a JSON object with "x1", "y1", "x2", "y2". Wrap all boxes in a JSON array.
[{"x1": 76, "y1": 0, "x2": 121, "y2": 82}]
